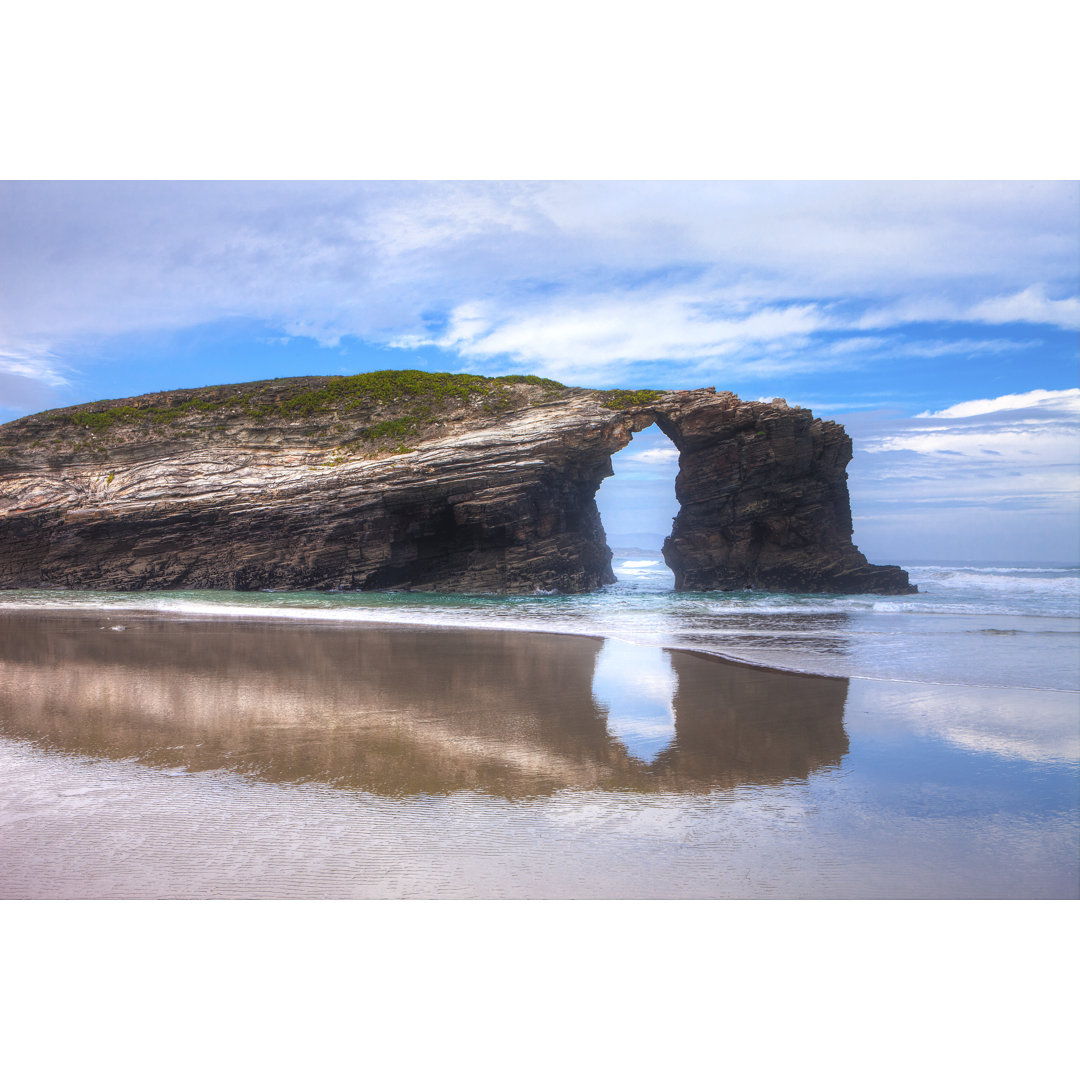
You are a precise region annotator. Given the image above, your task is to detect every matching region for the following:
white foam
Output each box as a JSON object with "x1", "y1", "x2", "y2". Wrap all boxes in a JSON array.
[{"x1": 909, "y1": 565, "x2": 1077, "y2": 574}]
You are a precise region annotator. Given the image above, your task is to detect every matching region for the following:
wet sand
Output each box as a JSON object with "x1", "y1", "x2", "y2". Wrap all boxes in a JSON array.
[{"x1": 1, "y1": 611, "x2": 1076, "y2": 898}]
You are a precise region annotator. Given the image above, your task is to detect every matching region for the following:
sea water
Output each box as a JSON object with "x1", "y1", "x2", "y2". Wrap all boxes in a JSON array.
[
  {"x1": 1, "y1": 555, "x2": 1076, "y2": 897},
  {"x1": 1, "y1": 554, "x2": 1076, "y2": 691}
]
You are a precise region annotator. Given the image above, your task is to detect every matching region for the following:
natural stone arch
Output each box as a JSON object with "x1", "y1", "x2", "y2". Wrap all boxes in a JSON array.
[{"x1": 0, "y1": 376, "x2": 912, "y2": 596}]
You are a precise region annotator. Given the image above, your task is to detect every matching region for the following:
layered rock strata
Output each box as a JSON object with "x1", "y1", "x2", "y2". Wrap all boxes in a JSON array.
[
  {"x1": 648, "y1": 390, "x2": 913, "y2": 593},
  {"x1": 0, "y1": 372, "x2": 913, "y2": 595}
]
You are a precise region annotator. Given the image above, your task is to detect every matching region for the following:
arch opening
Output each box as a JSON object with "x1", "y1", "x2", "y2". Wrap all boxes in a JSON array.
[{"x1": 595, "y1": 421, "x2": 679, "y2": 589}]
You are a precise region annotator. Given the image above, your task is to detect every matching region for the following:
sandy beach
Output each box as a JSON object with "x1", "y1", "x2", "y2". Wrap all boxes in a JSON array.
[{"x1": 1, "y1": 609, "x2": 1076, "y2": 898}]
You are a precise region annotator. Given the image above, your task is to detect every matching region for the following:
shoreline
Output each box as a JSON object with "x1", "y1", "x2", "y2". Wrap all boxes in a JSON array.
[
  {"x1": 0, "y1": 599, "x2": 853, "y2": 683},
  {"x1": 1, "y1": 591, "x2": 1076, "y2": 692}
]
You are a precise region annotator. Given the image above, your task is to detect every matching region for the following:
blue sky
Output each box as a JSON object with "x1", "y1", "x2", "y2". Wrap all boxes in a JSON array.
[{"x1": 1, "y1": 180, "x2": 1077, "y2": 563}]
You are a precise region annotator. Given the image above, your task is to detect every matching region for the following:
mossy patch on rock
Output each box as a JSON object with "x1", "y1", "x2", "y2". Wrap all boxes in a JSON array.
[{"x1": 595, "y1": 389, "x2": 664, "y2": 410}]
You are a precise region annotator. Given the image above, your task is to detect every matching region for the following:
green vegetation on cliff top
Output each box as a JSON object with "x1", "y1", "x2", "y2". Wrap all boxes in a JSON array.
[
  {"x1": 61, "y1": 371, "x2": 549, "y2": 430},
  {"x1": 56, "y1": 371, "x2": 662, "y2": 432},
  {"x1": 594, "y1": 388, "x2": 665, "y2": 410},
  {"x1": 7, "y1": 371, "x2": 665, "y2": 460}
]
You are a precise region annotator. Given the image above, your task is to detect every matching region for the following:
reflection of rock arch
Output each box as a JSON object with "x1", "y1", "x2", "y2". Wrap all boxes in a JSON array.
[{"x1": 0, "y1": 613, "x2": 850, "y2": 797}]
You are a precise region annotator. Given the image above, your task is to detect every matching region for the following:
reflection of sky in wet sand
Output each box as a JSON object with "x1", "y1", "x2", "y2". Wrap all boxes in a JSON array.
[
  {"x1": 591, "y1": 639, "x2": 677, "y2": 762},
  {"x1": 844, "y1": 680, "x2": 1079, "y2": 764}
]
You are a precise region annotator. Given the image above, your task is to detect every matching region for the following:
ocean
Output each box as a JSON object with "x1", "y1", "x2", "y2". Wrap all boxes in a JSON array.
[
  {"x1": 1, "y1": 555, "x2": 1077, "y2": 898},
  {"x1": 1, "y1": 553, "x2": 1076, "y2": 691}
]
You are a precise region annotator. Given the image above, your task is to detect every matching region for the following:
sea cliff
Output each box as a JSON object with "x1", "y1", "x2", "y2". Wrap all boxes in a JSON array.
[{"x1": 0, "y1": 370, "x2": 913, "y2": 595}]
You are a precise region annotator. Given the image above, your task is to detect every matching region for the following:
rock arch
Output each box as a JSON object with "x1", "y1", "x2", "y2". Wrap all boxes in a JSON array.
[{"x1": 0, "y1": 379, "x2": 913, "y2": 595}]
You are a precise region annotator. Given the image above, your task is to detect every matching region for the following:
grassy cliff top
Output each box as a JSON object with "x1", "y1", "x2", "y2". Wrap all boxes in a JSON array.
[{"x1": 1, "y1": 370, "x2": 665, "y2": 466}]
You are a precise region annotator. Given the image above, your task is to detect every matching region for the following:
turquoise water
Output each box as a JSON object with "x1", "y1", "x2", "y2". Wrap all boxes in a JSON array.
[{"x1": 2, "y1": 554, "x2": 1077, "y2": 691}]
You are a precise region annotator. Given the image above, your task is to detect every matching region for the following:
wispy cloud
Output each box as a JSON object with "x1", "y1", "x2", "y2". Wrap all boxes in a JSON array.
[
  {"x1": 915, "y1": 387, "x2": 1080, "y2": 420},
  {"x1": 394, "y1": 293, "x2": 832, "y2": 382},
  {"x1": 0, "y1": 344, "x2": 71, "y2": 387},
  {"x1": 0, "y1": 344, "x2": 73, "y2": 414},
  {"x1": 859, "y1": 286, "x2": 1080, "y2": 333},
  {"x1": 841, "y1": 390, "x2": 1080, "y2": 561},
  {"x1": 627, "y1": 447, "x2": 680, "y2": 465},
  {"x1": 0, "y1": 181, "x2": 1076, "y2": 398},
  {"x1": 897, "y1": 338, "x2": 1038, "y2": 359},
  {"x1": 841, "y1": 388, "x2": 1080, "y2": 564},
  {"x1": 966, "y1": 285, "x2": 1080, "y2": 330},
  {"x1": 859, "y1": 388, "x2": 1079, "y2": 484}
]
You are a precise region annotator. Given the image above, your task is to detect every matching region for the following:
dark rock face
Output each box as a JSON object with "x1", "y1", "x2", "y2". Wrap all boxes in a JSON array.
[
  {"x1": 648, "y1": 390, "x2": 913, "y2": 593},
  {"x1": 0, "y1": 394, "x2": 630, "y2": 594},
  {"x1": 0, "y1": 374, "x2": 913, "y2": 595}
]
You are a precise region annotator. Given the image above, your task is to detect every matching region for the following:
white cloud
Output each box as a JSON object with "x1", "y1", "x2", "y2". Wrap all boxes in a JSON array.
[
  {"x1": 824, "y1": 336, "x2": 888, "y2": 354},
  {"x1": 0, "y1": 345, "x2": 70, "y2": 387},
  {"x1": 628, "y1": 447, "x2": 680, "y2": 465},
  {"x1": 858, "y1": 287, "x2": 1079, "y2": 333},
  {"x1": 0, "y1": 181, "x2": 1075, "y2": 398},
  {"x1": 916, "y1": 387, "x2": 1080, "y2": 419},
  {"x1": 0, "y1": 365, "x2": 70, "y2": 417},
  {"x1": 532, "y1": 181, "x2": 1079, "y2": 297},
  {"x1": 864, "y1": 424, "x2": 1078, "y2": 465},
  {"x1": 841, "y1": 387, "x2": 1080, "y2": 561},
  {"x1": 402, "y1": 293, "x2": 831, "y2": 378},
  {"x1": 856, "y1": 299, "x2": 958, "y2": 329},
  {"x1": 0, "y1": 343, "x2": 72, "y2": 413},
  {"x1": 368, "y1": 184, "x2": 542, "y2": 258},
  {"x1": 966, "y1": 285, "x2": 1080, "y2": 330},
  {"x1": 860, "y1": 388, "x2": 1080, "y2": 486},
  {"x1": 900, "y1": 338, "x2": 1037, "y2": 359}
]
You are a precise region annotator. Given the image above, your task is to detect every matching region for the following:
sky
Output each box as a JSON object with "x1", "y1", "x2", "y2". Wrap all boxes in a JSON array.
[{"x1": 1, "y1": 180, "x2": 1077, "y2": 563}]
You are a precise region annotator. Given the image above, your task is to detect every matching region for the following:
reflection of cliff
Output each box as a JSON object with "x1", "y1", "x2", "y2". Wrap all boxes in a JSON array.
[
  {"x1": 661, "y1": 651, "x2": 849, "y2": 785},
  {"x1": 0, "y1": 612, "x2": 849, "y2": 796}
]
